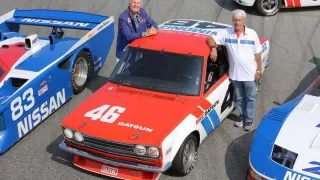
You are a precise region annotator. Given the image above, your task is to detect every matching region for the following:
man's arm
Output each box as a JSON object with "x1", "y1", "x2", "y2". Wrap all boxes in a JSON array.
[
  {"x1": 142, "y1": 9, "x2": 158, "y2": 29},
  {"x1": 119, "y1": 18, "x2": 143, "y2": 41},
  {"x1": 206, "y1": 36, "x2": 219, "y2": 61},
  {"x1": 254, "y1": 32, "x2": 263, "y2": 80}
]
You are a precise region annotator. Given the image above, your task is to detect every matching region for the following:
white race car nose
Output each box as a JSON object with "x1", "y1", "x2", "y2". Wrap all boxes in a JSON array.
[{"x1": 233, "y1": 0, "x2": 255, "y2": 6}]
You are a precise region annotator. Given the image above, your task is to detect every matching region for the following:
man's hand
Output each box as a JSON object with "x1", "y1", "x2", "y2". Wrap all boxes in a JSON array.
[
  {"x1": 146, "y1": 27, "x2": 158, "y2": 36},
  {"x1": 210, "y1": 48, "x2": 218, "y2": 62},
  {"x1": 255, "y1": 70, "x2": 261, "y2": 80}
]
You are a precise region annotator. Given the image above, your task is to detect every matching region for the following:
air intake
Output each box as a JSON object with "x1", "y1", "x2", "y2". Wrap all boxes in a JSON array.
[{"x1": 25, "y1": 34, "x2": 39, "y2": 50}]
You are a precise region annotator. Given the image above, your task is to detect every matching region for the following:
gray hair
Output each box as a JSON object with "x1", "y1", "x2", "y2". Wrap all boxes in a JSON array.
[{"x1": 232, "y1": 9, "x2": 246, "y2": 20}]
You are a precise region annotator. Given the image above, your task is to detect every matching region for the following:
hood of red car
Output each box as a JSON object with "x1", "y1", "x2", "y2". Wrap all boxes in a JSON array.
[{"x1": 62, "y1": 83, "x2": 200, "y2": 146}]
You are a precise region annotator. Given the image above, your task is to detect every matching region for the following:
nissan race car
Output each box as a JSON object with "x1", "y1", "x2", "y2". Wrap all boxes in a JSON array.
[
  {"x1": 0, "y1": 9, "x2": 114, "y2": 154},
  {"x1": 59, "y1": 19, "x2": 270, "y2": 180},
  {"x1": 234, "y1": 0, "x2": 320, "y2": 16},
  {"x1": 248, "y1": 76, "x2": 320, "y2": 180}
]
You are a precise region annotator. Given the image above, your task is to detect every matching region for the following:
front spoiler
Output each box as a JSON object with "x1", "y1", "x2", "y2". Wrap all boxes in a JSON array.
[{"x1": 59, "y1": 140, "x2": 171, "y2": 173}]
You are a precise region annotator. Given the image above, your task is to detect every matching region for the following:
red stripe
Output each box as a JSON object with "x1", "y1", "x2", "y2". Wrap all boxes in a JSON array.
[
  {"x1": 286, "y1": 0, "x2": 294, "y2": 7},
  {"x1": 294, "y1": 0, "x2": 301, "y2": 7},
  {"x1": 259, "y1": 38, "x2": 268, "y2": 45}
]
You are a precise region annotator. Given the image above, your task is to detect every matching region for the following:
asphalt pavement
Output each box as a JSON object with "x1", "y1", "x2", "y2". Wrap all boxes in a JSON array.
[{"x1": 0, "y1": 0, "x2": 319, "y2": 180}]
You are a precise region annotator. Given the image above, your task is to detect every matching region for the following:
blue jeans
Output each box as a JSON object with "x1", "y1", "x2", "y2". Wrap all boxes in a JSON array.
[{"x1": 231, "y1": 80, "x2": 256, "y2": 123}]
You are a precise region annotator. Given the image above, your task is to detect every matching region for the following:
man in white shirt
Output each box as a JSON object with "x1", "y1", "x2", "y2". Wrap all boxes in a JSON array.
[{"x1": 206, "y1": 9, "x2": 262, "y2": 131}]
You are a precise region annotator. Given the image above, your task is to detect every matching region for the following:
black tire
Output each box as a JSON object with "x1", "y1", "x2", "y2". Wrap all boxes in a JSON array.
[
  {"x1": 256, "y1": 0, "x2": 281, "y2": 16},
  {"x1": 170, "y1": 134, "x2": 198, "y2": 176},
  {"x1": 72, "y1": 51, "x2": 92, "y2": 94}
]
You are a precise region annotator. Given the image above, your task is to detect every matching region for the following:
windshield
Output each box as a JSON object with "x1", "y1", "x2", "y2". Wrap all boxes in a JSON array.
[{"x1": 110, "y1": 47, "x2": 203, "y2": 96}]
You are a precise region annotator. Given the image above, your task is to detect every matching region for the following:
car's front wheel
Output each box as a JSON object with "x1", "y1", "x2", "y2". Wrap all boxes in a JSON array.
[
  {"x1": 170, "y1": 134, "x2": 198, "y2": 176},
  {"x1": 72, "y1": 51, "x2": 92, "y2": 94},
  {"x1": 256, "y1": 0, "x2": 281, "y2": 16}
]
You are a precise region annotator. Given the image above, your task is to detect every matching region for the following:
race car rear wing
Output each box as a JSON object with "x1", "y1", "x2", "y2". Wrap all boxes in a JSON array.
[{"x1": 0, "y1": 9, "x2": 110, "y2": 32}]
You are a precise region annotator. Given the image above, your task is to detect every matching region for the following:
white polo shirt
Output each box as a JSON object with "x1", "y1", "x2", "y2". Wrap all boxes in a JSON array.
[{"x1": 213, "y1": 26, "x2": 262, "y2": 81}]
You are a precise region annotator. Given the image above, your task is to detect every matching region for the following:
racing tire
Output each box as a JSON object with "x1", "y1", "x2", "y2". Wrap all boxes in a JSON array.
[
  {"x1": 170, "y1": 134, "x2": 198, "y2": 176},
  {"x1": 256, "y1": 0, "x2": 281, "y2": 16},
  {"x1": 72, "y1": 51, "x2": 92, "y2": 94}
]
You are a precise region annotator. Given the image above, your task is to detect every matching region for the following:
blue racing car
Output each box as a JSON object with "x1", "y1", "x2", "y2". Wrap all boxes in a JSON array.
[
  {"x1": 0, "y1": 9, "x2": 114, "y2": 154},
  {"x1": 248, "y1": 76, "x2": 320, "y2": 180}
]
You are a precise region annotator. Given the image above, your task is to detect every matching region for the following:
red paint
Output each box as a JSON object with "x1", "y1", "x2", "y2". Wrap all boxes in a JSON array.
[
  {"x1": 259, "y1": 38, "x2": 268, "y2": 45},
  {"x1": 286, "y1": 0, "x2": 294, "y2": 7},
  {"x1": 294, "y1": 0, "x2": 301, "y2": 7},
  {"x1": 0, "y1": 42, "x2": 27, "y2": 81},
  {"x1": 129, "y1": 31, "x2": 210, "y2": 56},
  {"x1": 74, "y1": 155, "x2": 159, "y2": 180}
]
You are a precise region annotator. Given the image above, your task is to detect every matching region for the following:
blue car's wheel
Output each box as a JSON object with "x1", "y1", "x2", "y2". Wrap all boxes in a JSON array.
[{"x1": 72, "y1": 51, "x2": 92, "y2": 94}]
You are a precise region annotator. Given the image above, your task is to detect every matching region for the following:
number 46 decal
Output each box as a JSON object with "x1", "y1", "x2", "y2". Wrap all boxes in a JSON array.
[{"x1": 84, "y1": 105, "x2": 126, "y2": 123}]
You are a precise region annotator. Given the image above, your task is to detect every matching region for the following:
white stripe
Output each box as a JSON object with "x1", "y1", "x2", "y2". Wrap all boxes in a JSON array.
[
  {"x1": 0, "y1": 9, "x2": 14, "y2": 24},
  {"x1": 0, "y1": 37, "x2": 25, "y2": 46},
  {"x1": 9, "y1": 69, "x2": 37, "y2": 79},
  {"x1": 1, "y1": 16, "x2": 115, "y2": 105},
  {"x1": 197, "y1": 105, "x2": 215, "y2": 129}
]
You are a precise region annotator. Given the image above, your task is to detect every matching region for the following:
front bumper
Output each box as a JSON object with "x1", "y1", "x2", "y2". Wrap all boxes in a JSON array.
[
  {"x1": 59, "y1": 140, "x2": 171, "y2": 173},
  {"x1": 234, "y1": 0, "x2": 255, "y2": 6}
]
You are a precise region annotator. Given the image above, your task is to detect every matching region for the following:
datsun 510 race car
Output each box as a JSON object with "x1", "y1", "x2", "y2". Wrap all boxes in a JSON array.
[
  {"x1": 59, "y1": 19, "x2": 270, "y2": 180},
  {"x1": 248, "y1": 76, "x2": 320, "y2": 180},
  {"x1": 0, "y1": 9, "x2": 114, "y2": 154},
  {"x1": 234, "y1": 0, "x2": 320, "y2": 16}
]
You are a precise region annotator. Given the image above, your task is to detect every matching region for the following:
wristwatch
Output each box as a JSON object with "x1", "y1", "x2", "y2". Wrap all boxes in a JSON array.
[
  {"x1": 256, "y1": 70, "x2": 262, "y2": 75},
  {"x1": 211, "y1": 45, "x2": 216, "y2": 50}
]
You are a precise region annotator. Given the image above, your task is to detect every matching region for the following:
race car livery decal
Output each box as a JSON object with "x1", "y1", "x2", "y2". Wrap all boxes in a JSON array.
[
  {"x1": 159, "y1": 19, "x2": 230, "y2": 36},
  {"x1": 284, "y1": 170, "x2": 315, "y2": 180},
  {"x1": 84, "y1": 104, "x2": 126, "y2": 123},
  {"x1": 302, "y1": 161, "x2": 320, "y2": 176},
  {"x1": 20, "y1": 18, "x2": 90, "y2": 27},
  {"x1": 84, "y1": 104, "x2": 153, "y2": 132},
  {"x1": 117, "y1": 122, "x2": 153, "y2": 132},
  {"x1": 317, "y1": 124, "x2": 320, "y2": 128},
  {"x1": 16, "y1": 88, "x2": 66, "y2": 138}
]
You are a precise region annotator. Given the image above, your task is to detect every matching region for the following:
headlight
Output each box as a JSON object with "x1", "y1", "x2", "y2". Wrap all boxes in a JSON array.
[
  {"x1": 134, "y1": 145, "x2": 147, "y2": 156},
  {"x1": 271, "y1": 144, "x2": 298, "y2": 169},
  {"x1": 63, "y1": 128, "x2": 73, "y2": 139},
  {"x1": 74, "y1": 132, "x2": 84, "y2": 142},
  {"x1": 148, "y1": 147, "x2": 159, "y2": 158}
]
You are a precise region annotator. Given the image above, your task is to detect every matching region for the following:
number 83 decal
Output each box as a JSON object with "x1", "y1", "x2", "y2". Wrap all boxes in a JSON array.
[{"x1": 10, "y1": 88, "x2": 35, "y2": 121}]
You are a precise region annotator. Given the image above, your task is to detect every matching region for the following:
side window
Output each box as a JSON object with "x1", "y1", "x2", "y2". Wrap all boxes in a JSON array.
[{"x1": 203, "y1": 46, "x2": 229, "y2": 94}]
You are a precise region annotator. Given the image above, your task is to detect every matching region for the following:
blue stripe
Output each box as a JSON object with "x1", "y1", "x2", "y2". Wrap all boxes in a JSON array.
[
  {"x1": 225, "y1": 39, "x2": 237, "y2": 44},
  {"x1": 317, "y1": 123, "x2": 320, "y2": 128},
  {"x1": 209, "y1": 110, "x2": 220, "y2": 128},
  {"x1": 201, "y1": 109, "x2": 220, "y2": 135},
  {"x1": 240, "y1": 40, "x2": 255, "y2": 45},
  {"x1": 201, "y1": 117, "x2": 213, "y2": 134}
]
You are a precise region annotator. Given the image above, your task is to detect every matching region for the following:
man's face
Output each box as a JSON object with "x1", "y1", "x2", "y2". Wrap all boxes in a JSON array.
[
  {"x1": 129, "y1": 0, "x2": 141, "y2": 14},
  {"x1": 232, "y1": 16, "x2": 245, "y2": 31}
]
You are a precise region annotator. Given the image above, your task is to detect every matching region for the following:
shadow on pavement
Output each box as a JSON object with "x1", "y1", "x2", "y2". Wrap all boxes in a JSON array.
[
  {"x1": 87, "y1": 74, "x2": 109, "y2": 93},
  {"x1": 225, "y1": 130, "x2": 255, "y2": 180},
  {"x1": 284, "y1": 57, "x2": 320, "y2": 103}
]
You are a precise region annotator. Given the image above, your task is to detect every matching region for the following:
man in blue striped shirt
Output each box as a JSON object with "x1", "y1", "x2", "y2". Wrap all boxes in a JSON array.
[{"x1": 206, "y1": 9, "x2": 262, "y2": 131}]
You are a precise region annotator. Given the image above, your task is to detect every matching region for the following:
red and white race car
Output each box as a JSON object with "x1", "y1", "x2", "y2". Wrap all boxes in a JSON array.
[
  {"x1": 58, "y1": 19, "x2": 270, "y2": 180},
  {"x1": 234, "y1": 0, "x2": 320, "y2": 16}
]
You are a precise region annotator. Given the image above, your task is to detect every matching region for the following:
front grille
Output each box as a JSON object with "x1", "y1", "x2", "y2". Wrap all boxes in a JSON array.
[{"x1": 82, "y1": 135, "x2": 137, "y2": 157}]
